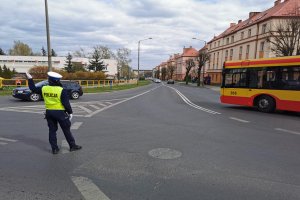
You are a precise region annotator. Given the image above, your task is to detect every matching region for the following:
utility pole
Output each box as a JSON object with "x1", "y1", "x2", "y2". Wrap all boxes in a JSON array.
[{"x1": 44, "y1": 0, "x2": 52, "y2": 72}]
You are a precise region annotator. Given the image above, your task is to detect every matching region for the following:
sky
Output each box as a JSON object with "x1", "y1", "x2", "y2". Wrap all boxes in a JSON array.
[{"x1": 0, "y1": 0, "x2": 274, "y2": 70}]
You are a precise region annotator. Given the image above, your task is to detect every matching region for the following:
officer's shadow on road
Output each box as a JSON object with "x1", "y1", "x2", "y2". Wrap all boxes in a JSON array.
[{"x1": 14, "y1": 134, "x2": 50, "y2": 153}]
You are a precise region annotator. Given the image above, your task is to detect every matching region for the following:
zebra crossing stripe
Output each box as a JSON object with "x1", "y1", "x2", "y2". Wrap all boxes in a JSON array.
[{"x1": 89, "y1": 105, "x2": 100, "y2": 109}]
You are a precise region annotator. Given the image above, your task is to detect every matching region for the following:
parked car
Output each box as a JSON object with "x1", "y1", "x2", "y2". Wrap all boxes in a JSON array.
[
  {"x1": 12, "y1": 80, "x2": 83, "y2": 102},
  {"x1": 167, "y1": 79, "x2": 175, "y2": 84}
]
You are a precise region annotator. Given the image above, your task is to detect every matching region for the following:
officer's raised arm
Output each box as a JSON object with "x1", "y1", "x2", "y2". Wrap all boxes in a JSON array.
[{"x1": 26, "y1": 72, "x2": 42, "y2": 95}]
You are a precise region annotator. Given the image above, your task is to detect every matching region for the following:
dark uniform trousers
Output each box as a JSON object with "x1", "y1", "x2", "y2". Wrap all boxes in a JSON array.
[{"x1": 46, "y1": 110, "x2": 76, "y2": 150}]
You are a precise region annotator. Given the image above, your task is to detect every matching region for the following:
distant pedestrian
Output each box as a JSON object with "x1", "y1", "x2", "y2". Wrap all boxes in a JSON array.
[{"x1": 26, "y1": 71, "x2": 82, "y2": 154}]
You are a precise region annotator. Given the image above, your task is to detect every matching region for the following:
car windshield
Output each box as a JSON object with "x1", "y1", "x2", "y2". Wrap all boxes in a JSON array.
[{"x1": 35, "y1": 80, "x2": 48, "y2": 87}]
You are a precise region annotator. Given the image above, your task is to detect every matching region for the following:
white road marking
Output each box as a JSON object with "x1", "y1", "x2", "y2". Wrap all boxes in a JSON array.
[
  {"x1": 104, "y1": 102, "x2": 113, "y2": 105},
  {"x1": 0, "y1": 142, "x2": 8, "y2": 145},
  {"x1": 85, "y1": 86, "x2": 161, "y2": 117},
  {"x1": 0, "y1": 137, "x2": 18, "y2": 142},
  {"x1": 97, "y1": 103, "x2": 108, "y2": 107},
  {"x1": 229, "y1": 117, "x2": 250, "y2": 123},
  {"x1": 71, "y1": 122, "x2": 83, "y2": 130},
  {"x1": 78, "y1": 106, "x2": 93, "y2": 114},
  {"x1": 71, "y1": 176, "x2": 110, "y2": 200},
  {"x1": 61, "y1": 140, "x2": 69, "y2": 154},
  {"x1": 275, "y1": 128, "x2": 300, "y2": 136},
  {"x1": 89, "y1": 105, "x2": 100, "y2": 109},
  {"x1": 166, "y1": 85, "x2": 221, "y2": 115}
]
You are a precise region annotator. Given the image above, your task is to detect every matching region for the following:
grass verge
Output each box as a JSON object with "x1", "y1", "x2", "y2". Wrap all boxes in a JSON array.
[{"x1": 83, "y1": 80, "x2": 150, "y2": 93}]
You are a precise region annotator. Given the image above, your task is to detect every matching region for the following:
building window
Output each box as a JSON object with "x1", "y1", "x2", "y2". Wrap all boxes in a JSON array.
[
  {"x1": 226, "y1": 38, "x2": 229, "y2": 45},
  {"x1": 262, "y1": 24, "x2": 267, "y2": 34},
  {"x1": 239, "y1": 46, "x2": 243, "y2": 60},
  {"x1": 248, "y1": 29, "x2": 252, "y2": 37},
  {"x1": 217, "y1": 52, "x2": 219, "y2": 67},
  {"x1": 246, "y1": 45, "x2": 250, "y2": 59},
  {"x1": 230, "y1": 49, "x2": 233, "y2": 61},
  {"x1": 225, "y1": 50, "x2": 228, "y2": 61},
  {"x1": 218, "y1": 41, "x2": 221, "y2": 47},
  {"x1": 231, "y1": 36, "x2": 234, "y2": 43},
  {"x1": 259, "y1": 41, "x2": 265, "y2": 58},
  {"x1": 241, "y1": 32, "x2": 244, "y2": 40}
]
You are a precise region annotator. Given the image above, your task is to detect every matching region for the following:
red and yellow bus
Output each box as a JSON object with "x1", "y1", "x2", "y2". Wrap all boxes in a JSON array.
[{"x1": 220, "y1": 56, "x2": 300, "y2": 112}]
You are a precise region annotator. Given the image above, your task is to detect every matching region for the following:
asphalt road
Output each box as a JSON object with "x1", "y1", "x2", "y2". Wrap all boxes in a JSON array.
[{"x1": 0, "y1": 82, "x2": 299, "y2": 200}]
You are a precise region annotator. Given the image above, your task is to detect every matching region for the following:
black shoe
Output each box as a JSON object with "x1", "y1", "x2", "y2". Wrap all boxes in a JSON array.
[
  {"x1": 70, "y1": 145, "x2": 82, "y2": 152},
  {"x1": 52, "y1": 148, "x2": 60, "y2": 154}
]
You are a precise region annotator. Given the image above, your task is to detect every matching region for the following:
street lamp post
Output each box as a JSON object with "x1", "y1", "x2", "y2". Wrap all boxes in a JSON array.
[
  {"x1": 137, "y1": 38, "x2": 152, "y2": 85},
  {"x1": 44, "y1": 0, "x2": 52, "y2": 72},
  {"x1": 192, "y1": 38, "x2": 207, "y2": 86}
]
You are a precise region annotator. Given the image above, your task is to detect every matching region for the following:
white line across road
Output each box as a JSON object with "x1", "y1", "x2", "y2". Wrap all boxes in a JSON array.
[
  {"x1": 275, "y1": 128, "x2": 300, "y2": 136},
  {"x1": 71, "y1": 176, "x2": 110, "y2": 200},
  {"x1": 229, "y1": 117, "x2": 250, "y2": 123},
  {"x1": 0, "y1": 137, "x2": 18, "y2": 142},
  {"x1": 85, "y1": 85, "x2": 161, "y2": 118},
  {"x1": 165, "y1": 85, "x2": 221, "y2": 115},
  {"x1": 71, "y1": 122, "x2": 83, "y2": 130}
]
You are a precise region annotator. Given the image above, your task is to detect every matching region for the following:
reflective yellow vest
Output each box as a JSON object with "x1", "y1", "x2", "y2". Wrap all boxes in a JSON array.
[{"x1": 42, "y1": 86, "x2": 65, "y2": 110}]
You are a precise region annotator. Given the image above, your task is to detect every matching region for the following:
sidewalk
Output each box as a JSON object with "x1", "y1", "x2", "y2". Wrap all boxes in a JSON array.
[{"x1": 177, "y1": 82, "x2": 221, "y2": 92}]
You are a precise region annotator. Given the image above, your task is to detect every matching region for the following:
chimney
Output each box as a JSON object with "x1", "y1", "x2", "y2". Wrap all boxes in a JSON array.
[
  {"x1": 274, "y1": 0, "x2": 280, "y2": 6},
  {"x1": 230, "y1": 23, "x2": 236, "y2": 27},
  {"x1": 249, "y1": 12, "x2": 261, "y2": 18},
  {"x1": 238, "y1": 20, "x2": 242, "y2": 24}
]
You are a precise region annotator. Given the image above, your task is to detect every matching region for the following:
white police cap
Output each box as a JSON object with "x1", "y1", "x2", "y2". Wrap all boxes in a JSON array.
[{"x1": 47, "y1": 71, "x2": 62, "y2": 80}]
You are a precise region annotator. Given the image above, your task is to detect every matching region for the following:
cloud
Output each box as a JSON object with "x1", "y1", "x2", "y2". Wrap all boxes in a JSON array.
[{"x1": 0, "y1": 0, "x2": 274, "y2": 69}]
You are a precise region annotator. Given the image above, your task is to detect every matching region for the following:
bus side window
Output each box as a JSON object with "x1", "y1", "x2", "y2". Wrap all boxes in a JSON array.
[
  {"x1": 248, "y1": 69, "x2": 263, "y2": 89},
  {"x1": 279, "y1": 67, "x2": 300, "y2": 90}
]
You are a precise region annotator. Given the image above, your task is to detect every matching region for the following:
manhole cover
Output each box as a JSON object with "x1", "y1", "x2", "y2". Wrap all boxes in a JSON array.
[{"x1": 148, "y1": 148, "x2": 182, "y2": 160}]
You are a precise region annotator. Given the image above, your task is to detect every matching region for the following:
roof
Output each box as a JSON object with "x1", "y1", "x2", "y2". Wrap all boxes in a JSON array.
[
  {"x1": 209, "y1": 0, "x2": 300, "y2": 43},
  {"x1": 224, "y1": 55, "x2": 300, "y2": 68},
  {"x1": 181, "y1": 47, "x2": 199, "y2": 57}
]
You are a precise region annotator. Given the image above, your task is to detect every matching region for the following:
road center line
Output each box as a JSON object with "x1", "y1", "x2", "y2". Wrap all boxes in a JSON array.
[
  {"x1": 71, "y1": 176, "x2": 110, "y2": 200},
  {"x1": 0, "y1": 142, "x2": 8, "y2": 145},
  {"x1": 275, "y1": 128, "x2": 300, "y2": 136},
  {"x1": 71, "y1": 122, "x2": 83, "y2": 130},
  {"x1": 229, "y1": 117, "x2": 250, "y2": 123},
  {"x1": 165, "y1": 85, "x2": 221, "y2": 115}
]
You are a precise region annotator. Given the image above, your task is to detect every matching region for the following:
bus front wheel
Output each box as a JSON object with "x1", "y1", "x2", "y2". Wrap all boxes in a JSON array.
[{"x1": 256, "y1": 95, "x2": 275, "y2": 113}]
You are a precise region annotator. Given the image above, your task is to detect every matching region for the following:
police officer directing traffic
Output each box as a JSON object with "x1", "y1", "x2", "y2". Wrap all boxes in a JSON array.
[{"x1": 26, "y1": 71, "x2": 82, "y2": 154}]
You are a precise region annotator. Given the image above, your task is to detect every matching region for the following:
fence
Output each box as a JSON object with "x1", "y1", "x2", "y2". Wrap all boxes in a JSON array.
[{"x1": 0, "y1": 79, "x2": 137, "y2": 89}]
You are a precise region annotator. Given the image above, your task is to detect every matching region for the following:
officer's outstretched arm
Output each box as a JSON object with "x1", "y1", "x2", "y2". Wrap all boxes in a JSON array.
[{"x1": 26, "y1": 72, "x2": 41, "y2": 94}]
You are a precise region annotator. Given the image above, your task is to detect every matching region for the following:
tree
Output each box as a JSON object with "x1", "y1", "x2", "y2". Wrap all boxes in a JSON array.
[
  {"x1": 196, "y1": 49, "x2": 210, "y2": 86},
  {"x1": 266, "y1": 17, "x2": 300, "y2": 56},
  {"x1": 64, "y1": 53, "x2": 74, "y2": 73},
  {"x1": 185, "y1": 59, "x2": 195, "y2": 85},
  {"x1": 120, "y1": 64, "x2": 132, "y2": 79},
  {"x1": 88, "y1": 48, "x2": 106, "y2": 72},
  {"x1": 41, "y1": 46, "x2": 47, "y2": 56},
  {"x1": 51, "y1": 49, "x2": 57, "y2": 57},
  {"x1": 161, "y1": 67, "x2": 167, "y2": 81},
  {"x1": 0, "y1": 48, "x2": 5, "y2": 55},
  {"x1": 9, "y1": 40, "x2": 33, "y2": 56},
  {"x1": 93, "y1": 45, "x2": 115, "y2": 59},
  {"x1": 1, "y1": 65, "x2": 15, "y2": 78},
  {"x1": 167, "y1": 62, "x2": 176, "y2": 80},
  {"x1": 116, "y1": 48, "x2": 131, "y2": 80},
  {"x1": 0, "y1": 66, "x2": 3, "y2": 77},
  {"x1": 155, "y1": 68, "x2": 160, "y2": 79},
  {"x1": 73, "y1": 47, "x2": 87, "y2": 58}
]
